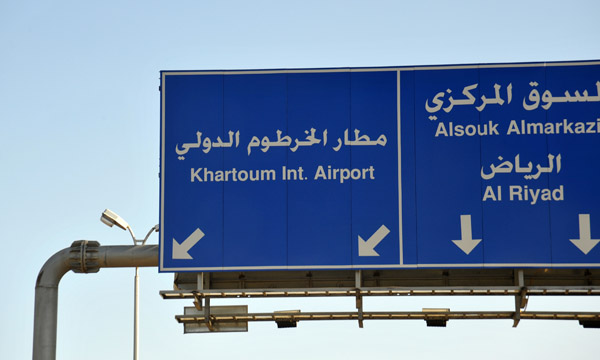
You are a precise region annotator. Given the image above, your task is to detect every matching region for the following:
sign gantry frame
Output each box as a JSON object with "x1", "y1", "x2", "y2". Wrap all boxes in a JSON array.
[
  {"x1": 162, "y1": 268, "x2": 600, "y2": 331},
  {"x1": 159, "y1": 60, "x2": 600, "y2": 331}
]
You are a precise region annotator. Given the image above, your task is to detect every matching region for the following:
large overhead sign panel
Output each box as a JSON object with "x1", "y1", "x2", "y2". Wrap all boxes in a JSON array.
[{"x1": 160, "y1": 61, "x2": 600, "y2": 272}]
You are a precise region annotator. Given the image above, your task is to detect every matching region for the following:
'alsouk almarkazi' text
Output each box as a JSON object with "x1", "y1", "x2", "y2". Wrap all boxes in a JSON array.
[{"x1": 434, "y1": 118, "x2": 600, "y2": 137}]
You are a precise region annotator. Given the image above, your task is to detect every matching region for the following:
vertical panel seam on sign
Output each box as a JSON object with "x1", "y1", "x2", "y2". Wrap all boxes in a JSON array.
[
  {"x1": 222, "y1": 73, "x2": 226, "y2": 270},
  {"x1": 478, "y1": 66, "x2": 484, "y2": 264},
  {"x1": 349, "y1": 70, "x2": 353, "y2": 265},
  {"x1": 397, "y1": 70, "x2": 403, "y2": 265},
  {"x1": 544, "y1": 62, "x2": 554, "y2": 266},
  {"x1": 412, "y1": 70, "x2": 419, "y2": 267},
  {"x1": 285, "y1": 72, "x2": 289, "y2": 268}
]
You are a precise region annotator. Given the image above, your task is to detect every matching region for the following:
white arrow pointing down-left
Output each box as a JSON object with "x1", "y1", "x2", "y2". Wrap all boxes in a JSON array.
[
  {"x1": 173, "y1": 228, "x2": 205, "y2": 260},
  {"x1": 359, "y1": 225, "x2": 390, "y2": 257}
]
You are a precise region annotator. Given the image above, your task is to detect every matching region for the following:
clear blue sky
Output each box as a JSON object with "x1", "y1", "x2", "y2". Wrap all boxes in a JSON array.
[{"x1": 2, "y1": 1, "x2": 600, "y2": 359}]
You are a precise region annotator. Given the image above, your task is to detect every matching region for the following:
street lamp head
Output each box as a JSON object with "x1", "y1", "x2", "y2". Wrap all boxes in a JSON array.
[{"x1": 100, "y1": 209, "x2": 130, "y2": 231}]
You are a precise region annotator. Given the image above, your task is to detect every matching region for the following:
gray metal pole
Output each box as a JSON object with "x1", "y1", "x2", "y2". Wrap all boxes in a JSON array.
[
  {"x1": 32, "y1": 241, "x2": 158, "y2": 360},
  {"x1": 32, "y1": 248, "x2": 71, "y2": 360},
  {"x1": 134, "y1": 266, "x2": 140, "y2": 360}
]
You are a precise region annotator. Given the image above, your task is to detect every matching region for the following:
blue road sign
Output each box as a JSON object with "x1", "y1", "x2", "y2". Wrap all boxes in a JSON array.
[{"x1": 160, "y1": 61, "x2": 600, "y2": 271}]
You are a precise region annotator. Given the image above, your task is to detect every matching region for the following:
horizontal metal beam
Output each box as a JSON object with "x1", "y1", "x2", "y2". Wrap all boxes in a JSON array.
[
  {"x1": 173, "y1": 269, "x2": 600, "y2": 291},
  {"x1": 161, "y1": 286, "x2": 600, "y2": 299},
  {"x1": 175, "y1": 311, "x2": 600, "y2": 324}
]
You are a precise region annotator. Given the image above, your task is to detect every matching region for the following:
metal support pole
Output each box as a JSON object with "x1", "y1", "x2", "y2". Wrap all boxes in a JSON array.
[
  {"x1": 32, "y1": 241, "x2": 158, "y2": 360},
  {"x1": 134, "y1": 266, "x2": 140, "y2": 360},
  {"x1": 204, "y1": 297, "x2": 214, "y2": 331},
  {"x1": 127, "y1": 223, "x2": 155, "y2": 360},
  {"x1": 33, "y1": 248, "x2": 71, "y2": 360},
  {"x1": 198, "y1": 273, "x2": 204, "y2": 290},
  {"x1": 193, "y1": 293, "x2": 203, "y2": 311},
  {"x1": 354, "y1": 270, "x2": 364, "y2": 328},
  {"x1": 356, "y1": 292, "x2": 364, "y2": 328},
  {"x1": 513, "y1": 269, "x2": 528, "y2": 328}
]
